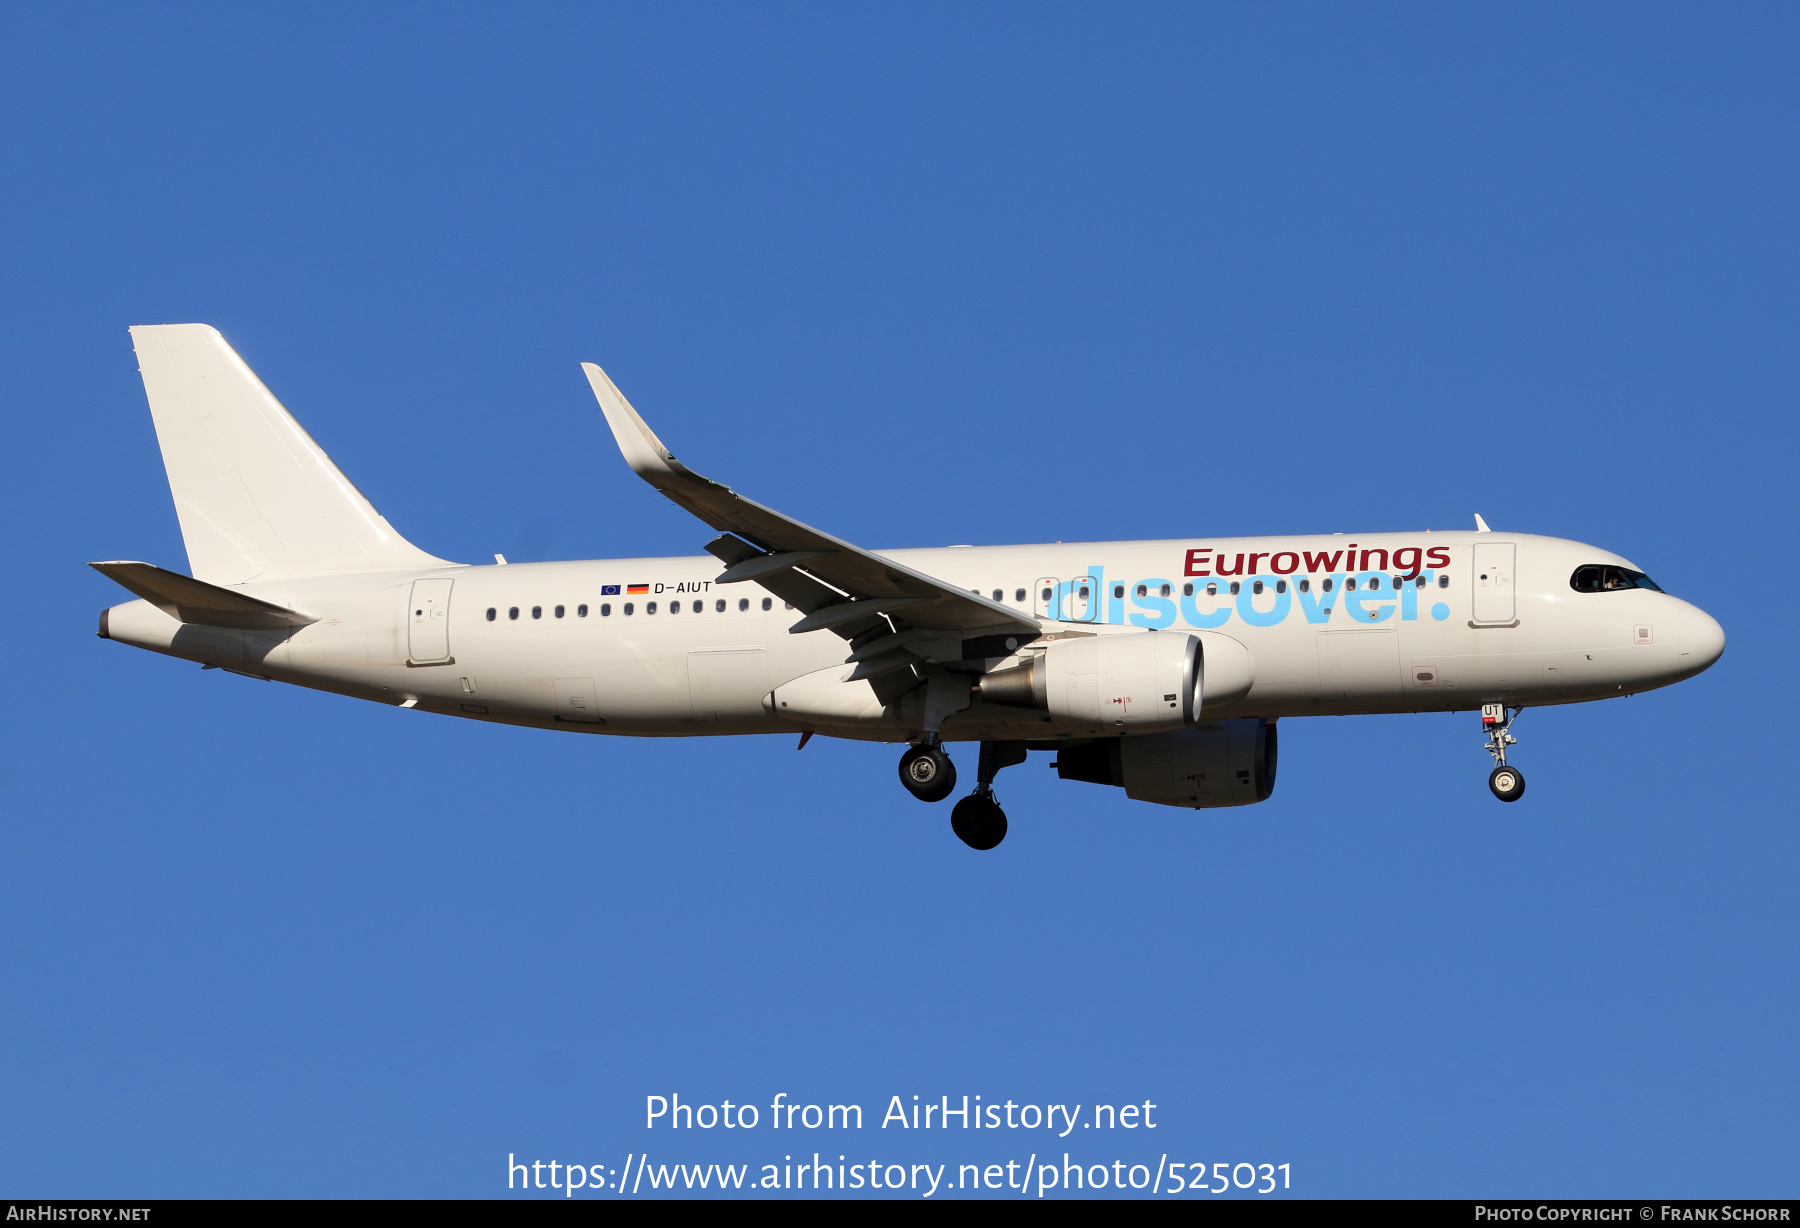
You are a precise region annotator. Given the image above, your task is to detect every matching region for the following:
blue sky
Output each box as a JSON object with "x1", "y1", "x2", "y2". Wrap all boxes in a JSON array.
[{"x1": 1, "y1": 3, "x2": 1794, "y2": 1198}]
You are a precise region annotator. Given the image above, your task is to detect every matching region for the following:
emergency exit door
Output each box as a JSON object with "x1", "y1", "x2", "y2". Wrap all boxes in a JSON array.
[
  {"x1": 1034, "y1": 576, "x2": 1097, "y2": 622},
  {"x1": 1471, "y1": 543, "x2": 1516, "y2": 625},
  {"x1": 408, "y1": 578, "x2": 454, "y2": 663}
]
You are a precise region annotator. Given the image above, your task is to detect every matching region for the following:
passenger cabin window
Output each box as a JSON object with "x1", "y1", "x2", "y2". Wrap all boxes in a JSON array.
[
  {"x1": 508, "y1": 607, "x2": 519, "y2": 620},
  {"x1": 623, "y1": 603, "x2": 633, "y2": 615},
  {"x1": 1159, "y1": 583, "x2": 1171, "y2": 598},
  {"x1": 716, "y1": 599, "x2": 726, "y2": 612},
  {"x1": 669, "y1": 600, "x2": 679, "y2": 615},
  {"x1": 1114, "y1": 585, "x2": 1126, "y2": 599},
  {"x1": 486, "y1": 607, "x2": 496, "y2": 621},
  {"x1": 554, "y1": 605, "x2": 565, "y2": 618},
  {"x1": 1275, "y1": 580, "x2": 1287, "y2": 594},
  {"x1": 693, "y1": 600, "x2": 702, "y2": 613},
  {"x1": 578, "y1": 604, "x2": 588, "y2": 617},
  {"x1": 1298, "y1": 579, "x2": 1310, "y2": 593},
  {"x1": 1135, "y1": 584, "x2": 1146, "y2": 598},
  {"x1": 1228, "y1": 581, "x2": 1240, "y2": 595},
  {"x1": 1322, "y1": 579, "x2": 1334, "y2": 592},
  {"x1": 1252, "y1": 580, "x2": 1264, "y2": 595},
  {"x1": 1014, "y1": 588, "x2": 1026, "y2": 602},
  {"x1": 531, "y1": 606, "x2": 542, "y2": 619},
  {"x1": 992, "y1": 589, "x2": 1003, "y2": 602},
  {"x1": 739, "y1": 598, "x2": 749, "y2": 611},
  {"x1": 762, "y1": 598, "x2": 773, "y2": 611},
  {"x1": 600, "y1": 603, "x2": 611, "y2": 616},
  {"x1": 1205, "y1": 582, "x2": 1217, "y2": 596},
  {"x1": 1182, "y1": 583, "x2": 1194, "y2": 597},
  {"x1": 1041, "y1": 586, "x2": 1053, "y2": 602},
  {"x1": 647, "y1": 601, "x2": 658, "y2": 614},
  {"x1": 1437, "y1": 575, "x2": 1450, "y2": 589},
  {"x1": 1570, "y1": 565, "x2": 1664, "y2": 594}
]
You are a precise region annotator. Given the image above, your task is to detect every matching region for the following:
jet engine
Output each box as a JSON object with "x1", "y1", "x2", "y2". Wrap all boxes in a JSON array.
[
  {"x1": 979, "y1": 630, "x2": 1198, "y2": 734},
  {"x1": 1054, "y1": 718, "x2": 1278, "y2": 809}
]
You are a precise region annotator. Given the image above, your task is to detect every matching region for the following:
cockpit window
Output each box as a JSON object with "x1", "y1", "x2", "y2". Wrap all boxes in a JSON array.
[{"x1": 1570, "y1": 565, "x2": 1664, "y2": 594}]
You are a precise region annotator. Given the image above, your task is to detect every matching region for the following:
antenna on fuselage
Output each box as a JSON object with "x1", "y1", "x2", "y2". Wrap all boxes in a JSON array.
[{"x1": 1473, "y1": 514, "x2": 1492, "y2": 532}]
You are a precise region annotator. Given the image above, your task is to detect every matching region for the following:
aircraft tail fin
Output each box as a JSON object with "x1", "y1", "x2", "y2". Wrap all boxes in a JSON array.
[{"x1": 128, "y1": 324, "x2": 451, "y2": 584}]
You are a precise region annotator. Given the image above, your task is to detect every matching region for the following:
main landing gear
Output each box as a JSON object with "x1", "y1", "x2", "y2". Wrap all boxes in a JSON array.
[
  {"x1": 897, "y1": 739, "x2": 1026, "y2": 850},
  {"x1": 951, "y1": 793, "x2": 1007, "y2": 851},
  {"x1": 1482, "y1": 703, "x2": 1526, "y2": 802},
  {"x1": 898, "y1": 742, "x2": 957, "y2": 803}
]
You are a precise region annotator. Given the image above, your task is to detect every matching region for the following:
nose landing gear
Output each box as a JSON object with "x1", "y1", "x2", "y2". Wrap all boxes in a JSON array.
[{"x1": 1482, "y1": 704, "x2": 1526, "y2": 802}]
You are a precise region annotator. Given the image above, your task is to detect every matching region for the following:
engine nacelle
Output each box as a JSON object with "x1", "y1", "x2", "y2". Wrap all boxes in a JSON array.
[
  {"x1": 1055, "y1": 718, "x2": 1278, "y2": 809},
  {"x1": 980, "y1": 630, "x2": 1198, "y2": 734}
]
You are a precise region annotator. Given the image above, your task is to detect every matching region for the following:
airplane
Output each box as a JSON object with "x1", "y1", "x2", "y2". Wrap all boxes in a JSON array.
[{"x1": 94, "y1": 324, "x2": 1726, "y2": 850}]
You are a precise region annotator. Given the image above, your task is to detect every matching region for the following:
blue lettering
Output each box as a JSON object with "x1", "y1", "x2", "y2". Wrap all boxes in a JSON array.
[
  {"x1": 1091, "y1": 565, "x2": 1121, "y2": 625},
  {"x1": 1129, "y1": 580, "x2": 1177, "y2": 629},
  {"x1": 1180, "y1": 582, "x2": 1232, "y2": 629},
  {"x1": 1400, "y1": 573, "x2": 1422, "y2": 621},
  {"x1": 1343, "y1": 572, "x2": 1396, "y2": 624},
  {"x1": 1235, "y1": 578, "x2": 1291, "y2": 628},
  {"x1": 1296, "y1": 576, "x2": 1340, "y2": 624}
]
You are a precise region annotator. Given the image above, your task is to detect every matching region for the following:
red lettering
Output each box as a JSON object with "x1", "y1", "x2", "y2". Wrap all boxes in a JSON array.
[
  {"x1": 1426, "y1": 546, "x2": 1450, "y2": 569},
  {"x1": 1247, "y1": 552, "x2": 1270, "y2": 575},
  {"x1": 1302, "y1": 550, "x2": 1344, "y2": 573},
  {"x1": 1214, "y1": 553, "x2": 1245, "y2": 576},
  {"x1": 1393, "y1": 547, "x2": 1422, "y2": 579},
  {"x1": 1184, "y1": 549, "x2": 1212, "y2": 577},
  {"x1": 1271, "y1": 552, "x2": 1299, "y2": 574},
  {"x1": 1360, "y1": 548, "x2": 1389, "y2": 572}
]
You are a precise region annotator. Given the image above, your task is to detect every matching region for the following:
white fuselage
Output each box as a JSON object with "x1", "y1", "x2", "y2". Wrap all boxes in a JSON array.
[{"x1": 101, "y1": 530, "x2": 1725, "y2": 743}]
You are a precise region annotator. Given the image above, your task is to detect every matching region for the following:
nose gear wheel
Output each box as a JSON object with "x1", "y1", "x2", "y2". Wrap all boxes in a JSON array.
[
  {"x1": 1488, "y1": 765, "x2": 1525, "y2": 802},
  {"x1": 1480, "y1": 704, "x2": 1525, "y2": 802}
]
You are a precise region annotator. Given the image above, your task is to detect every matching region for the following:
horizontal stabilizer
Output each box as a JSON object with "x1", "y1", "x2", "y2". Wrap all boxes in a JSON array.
[{"x1": 90, "y1": 561, "x2": 319, "y2": 630}]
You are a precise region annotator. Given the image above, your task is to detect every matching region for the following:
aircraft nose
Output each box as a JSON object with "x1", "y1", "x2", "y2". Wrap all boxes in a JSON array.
[{"x1": 1678, "y1": 604, "x2": 1726, "y2": 673}]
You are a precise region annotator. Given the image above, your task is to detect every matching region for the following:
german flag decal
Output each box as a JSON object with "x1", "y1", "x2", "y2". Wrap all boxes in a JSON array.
[{"x1": 627, "y1": 584, "x2": 649, "y2": 595}]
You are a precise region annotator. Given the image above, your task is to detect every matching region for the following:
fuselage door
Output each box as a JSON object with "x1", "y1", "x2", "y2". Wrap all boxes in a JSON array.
[
  {"x1": 407, "y1": 577, "x2": 453, "y2": 662},
  {"x1": 1316, "y1": 629, "x2": 1403, "y2": 703},
  {"x1": 1064, "y1": 575, "x2": 1099, "y2": 623},
  {"x1": 688, "y1": 647, "x2": 771, "y2": 723},
  {"x1": 1034, "y1": 577, "x2": 1060, "y2": 621},
  {"x1": 1471, "y1": 543, "x2": 1516, "y2": 625}
]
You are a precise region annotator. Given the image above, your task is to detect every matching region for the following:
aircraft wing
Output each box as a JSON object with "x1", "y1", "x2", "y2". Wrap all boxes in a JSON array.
[{"x1": 582, "y1": 364, "x2": 1039, "y2": 678}]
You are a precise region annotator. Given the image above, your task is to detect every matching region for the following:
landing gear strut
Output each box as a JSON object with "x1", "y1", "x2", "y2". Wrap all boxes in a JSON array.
[
  {"x1": 1482, "y1": 703, "x2": 1526, "y2": 802},
  {"x1": 898, "y1": 742, "x2": 957, "y2": 803},
  {"x1": 951, "y1": 741, "x2": 1026, "y2": 850}
]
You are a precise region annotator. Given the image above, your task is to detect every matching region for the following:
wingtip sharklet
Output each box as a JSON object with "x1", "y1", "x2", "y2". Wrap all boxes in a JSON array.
[{"x1": 581, "y1": 362, "x2": 691, "y2": 482}]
